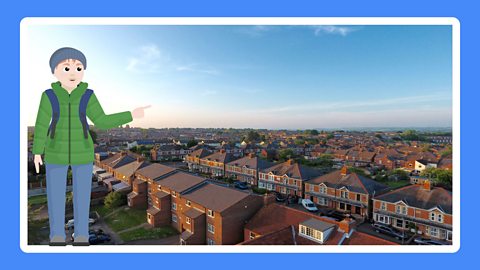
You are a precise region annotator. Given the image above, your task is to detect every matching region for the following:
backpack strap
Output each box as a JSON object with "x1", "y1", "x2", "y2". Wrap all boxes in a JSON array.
[
  {"x1": 79, "y1": 89, "x2": 94, "y2": 139},
  {"x1": 44, "y1": 89, "x2": 60, "y2": 139}
]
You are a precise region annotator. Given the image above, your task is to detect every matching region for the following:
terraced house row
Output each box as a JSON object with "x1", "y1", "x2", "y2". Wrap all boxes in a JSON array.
[
  {"x1": 372, "y1": 181, "x2": 452, "y2": 242},
  {"x1": 127, "y1": 163, "x2": 264, "y2": 245}
]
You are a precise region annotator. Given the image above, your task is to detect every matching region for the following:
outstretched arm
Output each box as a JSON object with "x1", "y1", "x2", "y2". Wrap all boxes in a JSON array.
[{"x1": 86, "y1": 92, "x2": 133, "y2": 130}]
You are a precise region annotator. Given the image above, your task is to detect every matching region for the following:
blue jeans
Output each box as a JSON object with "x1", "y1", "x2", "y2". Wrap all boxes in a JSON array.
[{"x1": 46, "y1": 163, "x2": 93, "y2": 240}]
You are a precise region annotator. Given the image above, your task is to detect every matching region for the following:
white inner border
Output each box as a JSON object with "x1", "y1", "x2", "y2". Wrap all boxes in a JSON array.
[{"x1": 19, "y1": 17, "x2": 460, "y2": 253}]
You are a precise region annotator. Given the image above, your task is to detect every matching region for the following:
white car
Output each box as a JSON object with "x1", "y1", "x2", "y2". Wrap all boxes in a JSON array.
[
  {"x1": 65, "y1": 218, "x2": 96, "y2": 229},
  {"x1": 301, "y1": 199, "x2": 318, "y2": 212}
]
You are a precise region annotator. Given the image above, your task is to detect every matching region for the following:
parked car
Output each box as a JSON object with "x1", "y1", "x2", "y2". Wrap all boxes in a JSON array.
[
  {"x1": 89, "y1": 233, "x2": 111, "y2": 245},
  {"x1": 301, "y1": 199, "x2": 318, "y2": 212},
  {"x1": 65, "y1": 218, "x2": 97, "y2": 229},
  {"x1": 413, "y1": 237, "x2": 448, "y2": 245},
  {"x1": 372, "y1": 223, "x2": 408, "y2": 240},
  {"x1": 233, "y1": 181, "x2": 249, "y2": 190},
  {"x1": 325, "y1": 210, "x2": 350, "y2": 220},
  {"x1": 71, "y1": 231, "x2": 111, "y2": 245},
  {"x1": 273, "y1": 192, "x2": 286, "y2": 202}
]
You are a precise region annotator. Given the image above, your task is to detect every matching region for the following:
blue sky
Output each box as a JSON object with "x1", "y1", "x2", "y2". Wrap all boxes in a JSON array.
[{"x1": 25, "y1": 25, "x2": 452, "y2": 129}]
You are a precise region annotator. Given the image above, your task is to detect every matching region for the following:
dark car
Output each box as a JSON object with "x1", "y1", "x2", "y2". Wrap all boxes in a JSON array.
[
  {"x1": 325, "y1": 210, "x2": 350, "y2": 220},
  {"x1": 372, "y1": 223, "x2": 408, "y2": 240},
  {"x1": 233, "y1": 181, "x2": 249, "y2": 190},
  {"x1": 274, "y1": 192, "x2": 287, "y2": 202},
  {"x1": 413, "y1": 237, "x2": 448, "y2": 245},
  {"x1": 89, "y1": 233, "x2": 111, "y2": 245}
]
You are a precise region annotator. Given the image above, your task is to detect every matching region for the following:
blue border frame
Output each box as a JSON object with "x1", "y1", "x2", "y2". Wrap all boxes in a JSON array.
[{"x1": 3, "y1": 0, "x2": 477, "y2": 269}]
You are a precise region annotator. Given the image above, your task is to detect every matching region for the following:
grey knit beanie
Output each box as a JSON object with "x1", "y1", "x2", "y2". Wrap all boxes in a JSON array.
[{"x1": 49, "y1": 47, "x2": 87, "y2": 74}]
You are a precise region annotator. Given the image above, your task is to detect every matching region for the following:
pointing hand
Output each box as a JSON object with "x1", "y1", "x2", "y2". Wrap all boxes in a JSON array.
[{"x1": 132, "y1": 105, "x2": 151, "y2": 119}]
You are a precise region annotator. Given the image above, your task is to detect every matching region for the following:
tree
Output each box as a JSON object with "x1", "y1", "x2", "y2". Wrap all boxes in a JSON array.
[
  {"x1": 278, "y1": 149, "x2": 295, "y2": 161},
  {"x1": 104, "y1": 191, "x2": 126, "y2": 209},
  {"x1": 421, "y1": 168, "x2": 452, "y2": 188},
  {"x1": 246, "y1": 131, "x2": 261, "y2": 142},
  {"x1": 187, "y1": 139, "x2": 198, "y2": 148}
]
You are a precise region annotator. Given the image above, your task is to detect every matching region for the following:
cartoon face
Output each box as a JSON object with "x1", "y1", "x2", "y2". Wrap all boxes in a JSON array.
[{"x1": 53, "y1": 59, "x2": 85, "y2": 90}]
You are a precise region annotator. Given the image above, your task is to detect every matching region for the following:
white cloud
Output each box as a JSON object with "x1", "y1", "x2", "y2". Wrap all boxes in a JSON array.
[
  {"x1": 126, "y1": 44, "x2": 170, "y2": 73},
  {"x1": 310, "y1": 25, "x2": 357, "y2": 36},
  {"x1": 176, "y1": 63, "x2": 219, "y2": 75}
]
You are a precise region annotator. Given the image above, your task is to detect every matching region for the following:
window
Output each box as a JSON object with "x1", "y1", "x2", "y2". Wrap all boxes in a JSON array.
[
  {"x1": 428, "y1": 226, "x2": 439, "y2": 237},
  {"x1": 207, "y1": 209, "x2": 214, "y2": 218},
  {"x1": 249, "y1": 232, "x2": 256, "y2": 240},
  {"x1": 309, "y1": 184, "x2": 315, "y2": 192},
  {"x1": 380, "y1": 202, "x2": 386, "y2": 211},
  {"x1": 172, "y1": 202, "x2": 177, "y2": 210},
  {"x1": 283, "y1": 176, "x2": 288, "y2": 184},
  {"x1": 396, "y1": 205, "x2": 407, "y2": 215},
  {"x1": 207, "y1": 223, "x2": 215, "y2": 234},
  {"x1": 356, "y1": 194, "x2": 361, "y2": 201},
  {"x1": 320, "y1": 185, "x2": 327, "y2": 194},
  {"x1": 396, "y1": 219, "x2": 404, "y2": 228},
  {"x1": 186, "y1": 200, "x2": 192, "y2": 207},
  {"x1": 437, "y1": 213, "x2": 444, "y2": 223},
  {"x1": 376, "y1": 214, "x2": 390, "y2": 224},
  {"x1": 341, "y1": 190, "x2": 349, "y2": 199},
  {"x1": 207, "y1": 238, "x2": 215, "y2": 245},
  {"x1": 430, "y1": 212, "x2": 435, "y2": 221},
  {"x1": 259, "y1": 182, "x2": 265, "y2": 188},
  {"x1": 171, "y1": 191, "x2": 176, "y2": 197},
  {"x1": 172, "y1": 214, "x2": 177, "y2": 223},
  {"x1": 318, "y1": 197, "x2": 328, "y2": 206},
  {"x1": 186, "y1": 217, "x2": 191, "y2": 224},
  {"x1": 268, "y1": 174, "x2": 275, "y2": 181}
]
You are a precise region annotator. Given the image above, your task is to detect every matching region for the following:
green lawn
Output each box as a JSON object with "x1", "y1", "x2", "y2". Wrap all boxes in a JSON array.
[
  {"x1": 28, "y1": 218, "x2": 49, "y2": 245},
  {"x1": 28, "y1": 194, "x2": 48, "y2": 206},
  {"x1": 103, "y1": 207, "x2": 147, "y2": 232},
  {"x1": 119, "y1": 226, "x2": 177, "y2": 242}
]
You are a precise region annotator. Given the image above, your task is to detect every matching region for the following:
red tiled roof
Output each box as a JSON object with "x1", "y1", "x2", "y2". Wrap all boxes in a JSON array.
[
  {"x1": 342, "y1": 231, "x2": 398, "y2": 245},
  {"x1": 245, "y1": 203, "x2": 339, "y2": 235}
]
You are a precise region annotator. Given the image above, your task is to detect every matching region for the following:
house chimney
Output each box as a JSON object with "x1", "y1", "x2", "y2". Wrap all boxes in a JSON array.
[
  {"x1": 423, "y1": 179, "x2": 432, "y2": 191},
  {"x1": 341, "y1": 166, "x2": 349, "y2": 176},
  {"x1": 338, "y1": 217, "x2": 356, "y2": 234},
  {"x1": 286, "y1": 159, "x2": 295, "y2": 165}
]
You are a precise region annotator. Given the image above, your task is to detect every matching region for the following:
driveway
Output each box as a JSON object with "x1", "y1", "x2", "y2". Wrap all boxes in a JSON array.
[{"x1": 356, "y1": 222, "x2": 415, "y2": 245}]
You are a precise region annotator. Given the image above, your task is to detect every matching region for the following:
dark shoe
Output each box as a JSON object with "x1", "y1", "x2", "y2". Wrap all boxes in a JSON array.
[
  {"x1": 49, "y1": 236, "x2": 66, "y2": 246},
  {"x1": 72, "y1": 235, "x2": 90, "y2": 246}
]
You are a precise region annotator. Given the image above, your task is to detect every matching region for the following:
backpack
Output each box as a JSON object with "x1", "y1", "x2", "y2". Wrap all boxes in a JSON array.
[{"x1": 44, "y1": 89, "x2": 93, "y2": 139}]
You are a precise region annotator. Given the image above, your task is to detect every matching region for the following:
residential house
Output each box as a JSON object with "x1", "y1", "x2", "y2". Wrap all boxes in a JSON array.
[
  {"x1": 185, "y1": 148, "x2": 213, "y2": 173},
  {"x1": 146, "y1": 171, "x2": 206, "y2": 228},
  {"x1": 127, "y1": 163, "x2": 178, "y2": 209},
  {"x1": 240, "y1": 202, "x2": 394, "y2": 245},
  {"x1": 178, "y1": 182, "x2": 264, "y2": 245},
  {"x1": 150, "y1": 144, "x2": 192, "y2": 161},
  {"x1": 258, "y1": 159, "x2": 323, "y2": 197},
  {"x1": 304, "y1": 166, "x2": 389, "y2": 219},
  {"x1": 225, "y1": 153, "x2": 274, "y2": 185},
  {"x1": 373, "y1": 181, "x2": 452, "y2": 242},
  {"x1": 197, "y1": 149, "x2": 238, "y2": 178}
]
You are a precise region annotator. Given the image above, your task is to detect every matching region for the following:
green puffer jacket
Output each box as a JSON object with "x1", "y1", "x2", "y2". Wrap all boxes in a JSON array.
[{"x1": 32, "y1": 82, "x2": 133, "y2": 165}]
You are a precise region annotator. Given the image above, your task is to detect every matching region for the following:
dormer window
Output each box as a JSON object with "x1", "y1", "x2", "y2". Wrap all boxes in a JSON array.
[
  {"x1": 396, "y1": 205, "x2": 407, "y2": 215},
  {"x1": 320, "y1": 185, "x2": 327, "y2": 194},
  {"x1": 186, "y1": 200, "x2": 192, "y2": 207},
  {"x1": 380, "y1": 202, "x2": 386, "y2": 211},
  {"x1": 340, "y1": 190, "x2": 349, "y2": 199}
]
